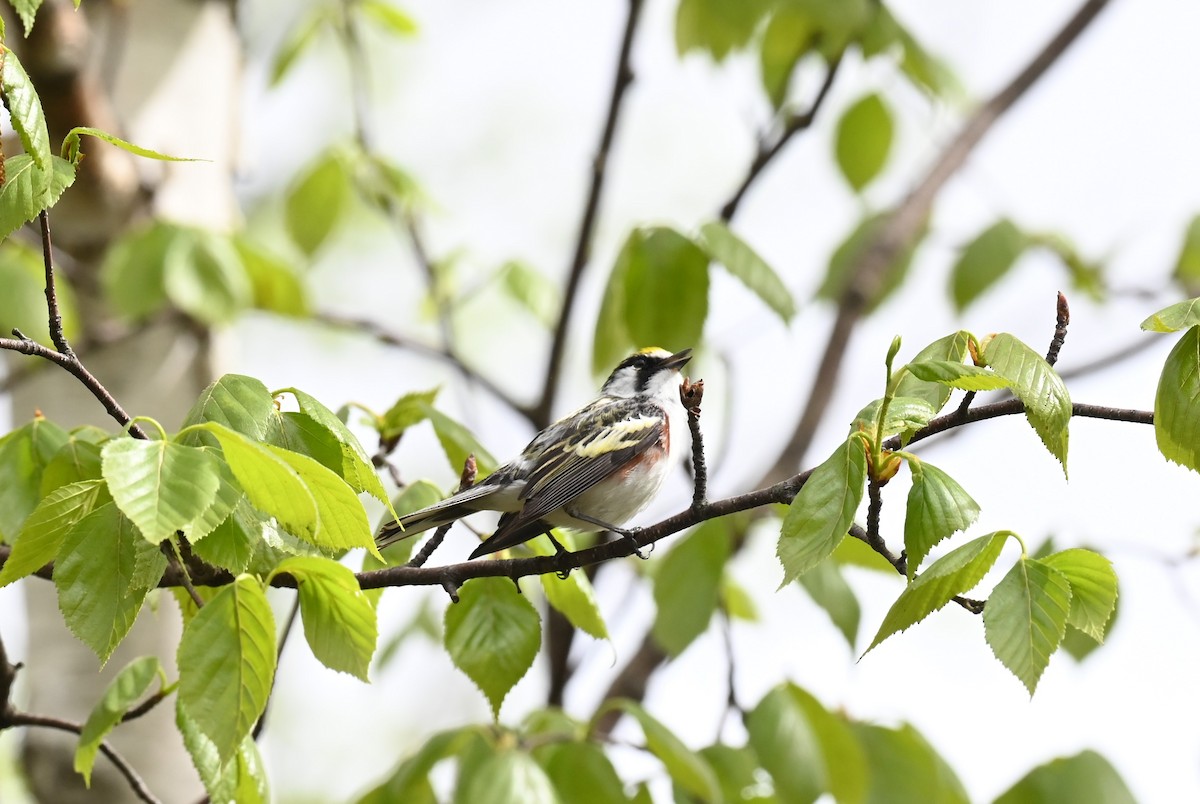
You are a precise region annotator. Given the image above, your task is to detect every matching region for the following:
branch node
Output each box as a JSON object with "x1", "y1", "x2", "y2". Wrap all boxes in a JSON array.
[
  {"x1": 441, "y1": 580, "x2": 461, "y2": 603},
  {"x1": 11, "y1": 328, "x2": 29, "y2": 341}
]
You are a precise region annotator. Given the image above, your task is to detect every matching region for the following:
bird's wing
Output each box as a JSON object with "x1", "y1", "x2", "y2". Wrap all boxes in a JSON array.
[
  {"x1": 375, "y1": 482, "x2": 504, "y2": 548},
  {"x1": 502, "y1": 398, "x2": 665, "y2": 532}
]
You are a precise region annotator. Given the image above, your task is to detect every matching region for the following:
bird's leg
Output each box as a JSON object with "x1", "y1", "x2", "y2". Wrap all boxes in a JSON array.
[
  {"x1": 565, "y1": 508, "x2": 648, "y2": 560},
  {"x1": 544, "y1": 529, "x2": 573, "y2": 579}
]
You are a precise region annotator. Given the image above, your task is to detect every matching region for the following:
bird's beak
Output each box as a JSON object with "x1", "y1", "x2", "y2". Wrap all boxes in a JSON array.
[{"x1": 662, "y1": 348, "x2": 692, "y2": 371}]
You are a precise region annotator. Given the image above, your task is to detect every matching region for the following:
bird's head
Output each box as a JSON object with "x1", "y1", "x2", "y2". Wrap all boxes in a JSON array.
[{"x1": 601, "y1": 347, "x2": 692, "y2": 400}]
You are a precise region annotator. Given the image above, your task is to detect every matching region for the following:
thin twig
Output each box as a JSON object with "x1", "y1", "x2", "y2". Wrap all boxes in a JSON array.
[
  {"x1": 720, "y1": 55, "x2": 844, "y2": 222},
  {"x1": 38, "y1": 211, "x2": 73, "y2": 357},
  {"x1": 252, "y1": 597, "x2": 301, "y2": 742},
  {"x1": 1046, "y1": 291, "x2": 1070, "y2": 366},
  {"x1": 3, "y1": 711, "x2": 162, "y2": 804},
  {"x1": 682, "y1": 378, "x2": 707, "y2": 508},
  {"x1": 534, "y1": 0, "x2": 646, "y2": 426}
]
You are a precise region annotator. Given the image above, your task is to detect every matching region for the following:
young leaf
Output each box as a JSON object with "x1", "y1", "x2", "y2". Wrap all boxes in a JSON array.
[
  {"x1": 528, "y1": 535, "x2": 608, "y2": 640},
  {"x1": 851, "y1": 396, "x2": 938, "y2": 440},
  {"x1": 1, "y1": 46, "x2": 52, "y2": 169},
  {"x1": 1153, "y1": 325, "x2": 1200, "y2": 471},
  {"x1": 0, "y1": 240, "x2": 81, "y2": 346},
  {"x1": 1173, "y1": 216, "x2": 1200, "y2": 290},
  {"x1": 457, "y1": 750, "x2": 560, "y2": 804},
  {"x1": 270, "y1": 446, "x2": 379, "y2": 556},
  {"x1": 1141, "y1": 297, "x2": 1200, "y2": 333},
  {"x1": 1040, "y1": 548, "x2": 1117, "y2": 642},
  {"x1": 500, "y1": 260, "x2": 559, "y2": 328},
  {"x1": 835, "y1": 92, "x2": 894, "y2": 192},
  {"x1": 0, "y1": 417, "x2": 70, "y2": 541},
  {"x1": 181, "y1": 374, "x2": 279, "y2": 442},
  {"x1": 100, "y1": 222, "x2": 176, "y2": 322},
  {"x1": 893, "y1": 331, "x2": 972, "y2": 412},
  {"x1": 276, "y1": 387, "x2": 389, "y2": 504},
  {"x1": 379, "y1": 388, "x2": 439, "y2": 440},
  {"x1": 606, "y1": 700, "x2": 720, "y2": 802},
  {"x1": 55, "y1": 503, "x2": 160, "y2": 663},
  {"x1": 536, "y1": 741, "x2": 626, "y2": 804},
  {"x1": 982, "y1": 333, "x2": 1071, "y2": 474},
  {"x1": 778, "y1": 436, "x2": 867, "y2": 585},
  {"x1": 74, "y1": 656, "x2": 164, "y2": 785},
  {"x1": 949, "y1": 219, "x2": 1028, "y2": 311},
  {"x1": 696, "y1": 221, "x2": 796, "y2": 321},
  {"x1": 0, "y1": 480, "x2": 106, "y2": 587},
  {"x1": 983, "y1": 556, "x2": 1072, "y2": 695},
  {"x1": 285, "y1": 150, "x2": 354, "y2": 255},
  {"x1": 0, "y1": 154, "x2": 77, "y2": 241},
  {"x1": 358, "y1": 0, "x2": 419, "y2": 37},
  {"x1": 759, "y1": 6, "x2": 815, "y2": 108},
  {"x1": 163, "y1": 230, "x2": 254, "y2": 325},
  {"x1": 270, "y1": 7, "x2": 331, "y2": 85},
  {"x1": 444, "y1": 578, "x2": 541, "y2": 718},
  {"x1": 178, "y1": 575, "x2": 276, "y2": 763},
  {"x1": 866, "y1": 532, "x2": 1008, "y2": 654},
  {"x1": 61, "y1": 127, "x2": 201, "y2": 165},
  {"x1": 270, "y1": 556, "x2": 378, "y2": 681},
  {"x1": 593, "y1": 239, "x2": 635, "y2": 374},
  {"x1": 101, "y1": 438, "x2": 222, "y2": 544},
  {"x1": 903, "y1": 459, "x2": 981, "y2": 578},
  {"x1": 235, "y1": 239, "x2": 309, "y2": 316},
  {"x1": 651, "y1": 519, "x2": 731, "y2": 656},
  {"x1": 903, "y1": 360, "x2": 1010, "y2": 392},
  {"x1": 620, "y1": 227, "x2": 709, "y2": 355},
  {"x1": 745, "y1": 683, "x2": 867, "y2": 804},
  {"x1": 853, "y1": 722, "x2": 969, "y2": 804},
  {"x1": 675, "y1": 0, "x2": 769, "y2": 61},
  {"x1": 177, "y1": 705, "x2": 269, "y2": 804},
  {"x1": 993, "y1": 750, "x2": 1136, "y2": 804},
  {"x1": 41, "y1": 436, "x2": 104, "y2": 495},
  {"x1": 796, "y1": 559, "x2": 861, "y2": 649}
]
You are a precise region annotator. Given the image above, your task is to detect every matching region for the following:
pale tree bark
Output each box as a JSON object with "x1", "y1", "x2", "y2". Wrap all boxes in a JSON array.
[{"x1": 4, "y1": 1, "x2": 240, "y2": 801}]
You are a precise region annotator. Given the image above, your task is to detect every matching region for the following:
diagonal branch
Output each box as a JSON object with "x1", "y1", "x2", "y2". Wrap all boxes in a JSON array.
[{"x1": 534, "y1": 0, "x2": 646, "y2": 426}]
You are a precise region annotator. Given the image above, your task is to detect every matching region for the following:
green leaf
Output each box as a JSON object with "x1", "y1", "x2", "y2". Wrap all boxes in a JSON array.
[
  {"x1": 190, "y1": 499, "x2": 261, "y2": 574},
  {"x1": 181, "y1": 374, "x2": 279, "y2": 442},
  {"x1": 444, "y1": 578, "x2": 541, "y2": 718},
  {"x1": 164, "y1": 229, "x2": 254, "y2": 325},
  {"x1": 536, "y1": 741, "x2": 626, "y2": 804},
  {"x1": 745, "y1": 683, "x2": 867, "y2": 804},
  {"x1": 10, "y1": 1, "x2": 39, "y2": 36},
  {"x1": 235, "y1": 239, "x2": 309, "y2": 316},
  {"x1": 854, "y1": 722, "x2": 968, "y2": 804},
  {"x1": 424, "y1": 405, "x2": 498, "y2": 476},
  {"x1": 0, "y1": 240, "x2": 80, "y2": 344},
  {"x1": 719, "y1": 573, "x2": 759, "y2": 621},
  {"x1": 903, "y1": 360, "x2": 1010, "y2": 392},
  {"x1": 1173, "y1": 216, "x2": 1200, "y2": 291},
  {"x1": 177, "y1": 697, "x2": 270, "y2": 804},
  {"x1": 1, "y1": 46, "x2": 52, "y2": 170},
  {"x1": 593, "y1": 243, "x2": 634, "y2": 375},
  {"x1": 457, "y1": 749, "x2": 561, "y2": 804},
  {"x1": 893, "y1": 332, "x2": 972, "y2": 412},
  {"x1": 866, "y1": 532, "x2": 1008, "y2": 654},
  {"x1": 0, "y1": 480, "x2": 106, "y2": 587},
  {"x1": 982, "y1": 333, "x2": 1071, "y2": 474},
  {"x1": 983, "y1": 556, "x2": 1072, "y2": 695},
  {"x1": 1039, "y1": 549, "x2": 1117, "y2": 643},
  {"x1": 356, "y1": 728, "x2": 475, "y2": 804},
  {"x1": 797, "y1": 558, "x2": 861, "y2": 648},
  {"x1": 993, "y1": 749, "x2": 1136, "y2": 804},
  {"x1": 100, "y1": 222, "x2": 177, "y2": 321},
  {"x1": 101, "y1": 438, "x2": 222, "y2": 544},
  {"x1": 851, "y1": 396, "x2": 938, "y2": 441},
  {"x1": 621, "y1": 227, "x2": 709, "y2": 355},
  {"x1": 40, "y1": 435, "x2": 104, "y2": 495},
  {"x1": 270, "y1": 7, "x2": 331, "y2": 86},
  {"x1": 834, "y1": 92, "x2": 894, "y2": 192},
  {"x1": 696, "y1": 221, "x2": 796, "y2": 321},
  {"x1": 379, "y1": 388, "x2": 439, "y2": 440},
  {"x1": 0, "y1": 418, "x2": 70, "y2": 541},
  {"x1": 1141, "y1": 297, "x2": 1200, "y2": 333},
  {"x1": 276, "y1": 387, "x2": 389, "y2": 504},
  {"x1": 61, "y1": 127, "x2": 200, "y2": 165},
  {"x1": 55, "y1": 503, "x2": 160, "y2": 663},
  {"x1": 675, "y1": 0, "x2": 769, "y2": 61},
  {"x1": 358, "y1": 0, "x2": 419, "y2": 37},
  {"x1": 271, "y1": 556, "x2": 378, "y2": 681},
  {"x1": 651, "y1": 519, "x2": 731, "y2": 656},
  {"x1": 818, "y1": 214, "x2": 919, "y2": 312},
  {"x1": 697, "y1": 744, "x2": 771, "y2": 804},
  {"x1": 949, "y1": 220, "x2": 1028, "y2": 311},
  {"x1": 1153, "y1": 325, "x2": 1200, "y2": 471},
  {"x1": 500, "y1": 260, "x2": 559, "y2": 328},
  {"x1": 271, "y1": 445, "x2": 379, "y2": 555},
  {"x1": 759, "y1": 7, "x2": 816, "y2": 108},
  {"x1": 178, "y1": 575, "x2": 276, "y2": 762},
  {"x1": 903, "y1": 459, "x2": 981, "y2": 578},
  {"x1": 0, "y1": 154, "x2": 76, "y2": 241},
  {"x1": 778, "y1": 436, "x2": 867, "y2": 585},
  {"x1": 75, "y1": 656, "x2": 164, "y2": 785},
  {"x1": 607, "y1": 700, "x2": 720, "y2": 802},
  {"x1": 285, "y1": 150, "x2": 354, "y2": 255},
  {"x1": 528, "y1": 535, "x2": 608, "y2": 640}
]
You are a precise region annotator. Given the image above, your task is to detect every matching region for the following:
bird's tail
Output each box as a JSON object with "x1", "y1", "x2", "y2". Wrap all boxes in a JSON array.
[{"x1": 375, "y1": 484, "x2": 501, "y2": 549}]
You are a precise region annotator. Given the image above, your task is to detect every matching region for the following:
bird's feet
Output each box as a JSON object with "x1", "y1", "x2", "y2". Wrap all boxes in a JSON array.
[
  {"x1": 546, "y1": 531, "x2": 574, "y2": 579},
  {"x1": 613, "y1": 526, "x2": 648, "y2": 560}
]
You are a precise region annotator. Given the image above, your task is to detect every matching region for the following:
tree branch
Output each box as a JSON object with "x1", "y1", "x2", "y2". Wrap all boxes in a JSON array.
[{"x1": 534, "y1": 0, "x2": 646, "y2": 426}]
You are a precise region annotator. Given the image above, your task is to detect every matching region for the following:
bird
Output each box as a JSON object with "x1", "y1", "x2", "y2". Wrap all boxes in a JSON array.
[{"x1": 376, "y1": 347, "x2": 692, "y2": 560}]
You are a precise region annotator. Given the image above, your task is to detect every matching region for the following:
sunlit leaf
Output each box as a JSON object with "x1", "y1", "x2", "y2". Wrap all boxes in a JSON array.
[
  {"x1": 778, "y1": 436, "x2": 867, "y2": 585},
  {"x1": 903, "y1": 458, "x2": 981, "y2": 578},
  {"x1": 75, "y1": 657, "x2": 164, "y2": 785},
  {"x1": 982, "y1": 333, "x2": 1071, "y2": 474},
  {"x1": 983, "y1": 556, "x2": 1072, "y2": 695},
  {"x1": 271, "y1": 556, "x2": 378, "y2": 680},
  {"x1": 994, "y1": 750, "x2": 1135, "y2": 804}
]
